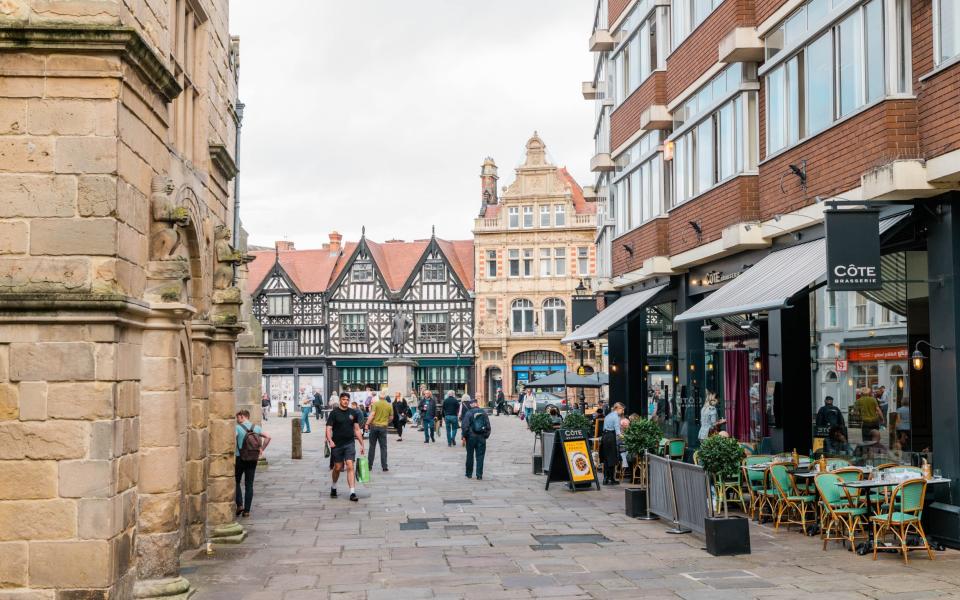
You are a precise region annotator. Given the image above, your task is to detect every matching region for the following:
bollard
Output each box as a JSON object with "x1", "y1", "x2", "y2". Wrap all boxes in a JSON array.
[{"x1": 292, "y1": 417, "x2": 302, "y2": 459}]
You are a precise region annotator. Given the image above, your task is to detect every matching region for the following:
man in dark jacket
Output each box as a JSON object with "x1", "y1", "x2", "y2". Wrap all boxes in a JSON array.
[
  {"x1": 461, "y1": 399, "x2": 491, "y2": 480},
  {"x1": 816, "y1": 396, "x2": 845, "y2": 433},
  {"x1": 313, "y1": 390, "x2": 323, "y2": 420},
  {"x1": 495, "y1": 389, "x2": 506, "y2": 416},
  {"x1": 442, "y1": 391, "x2": 460, "y2": 447},
  {"x1": 419, "y1": 391, "x2": 437, "y2": 443}
]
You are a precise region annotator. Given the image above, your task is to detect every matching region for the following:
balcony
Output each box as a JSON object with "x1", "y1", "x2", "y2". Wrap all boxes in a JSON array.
[
  {"x1": 639, "y1": 105, "x2": 672, "y2": 130},
  {"x1": 572, "y1": 213, "x2": 597, "y2": 227},
  {"x1": 589, "y1": 29, "x2": 616, "y2": 52},
  {"x1": 718, "y1": 27, "x2": 764, "y2": 63},
  {"x1": 590, "y1": 152, "x2": 616, "y2": 172},
  {"x1": 473, "y1": 217, "x2": 502, "y2": 232},
  {"x1": 582, "y1": 81, "x2": 598, "y2": 100}
]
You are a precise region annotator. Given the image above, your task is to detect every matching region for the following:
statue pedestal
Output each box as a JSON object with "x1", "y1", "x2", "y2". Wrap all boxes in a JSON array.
[{"x1": 384, "y1": 357, "x2": 417, "y2": 396}]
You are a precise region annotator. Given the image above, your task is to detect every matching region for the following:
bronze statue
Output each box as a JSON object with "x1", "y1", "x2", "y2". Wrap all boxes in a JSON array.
[{"x1": 390, "y1": 311, "x2": 413, "y2": 356}]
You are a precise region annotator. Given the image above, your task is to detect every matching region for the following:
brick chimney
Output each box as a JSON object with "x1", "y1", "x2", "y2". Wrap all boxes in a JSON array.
[
  {"x1": 479, "y1": 157, "x2": 498, "y2": 214},
  {"x1": 328, "y1": 231, "x2": 342, "y2": 255},
  {"x1": 275, "y1": 240, "x2": 295, "y2": 251}
]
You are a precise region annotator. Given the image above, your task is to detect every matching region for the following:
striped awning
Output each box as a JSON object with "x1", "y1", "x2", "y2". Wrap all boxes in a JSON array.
[{"x1": 562, "y1": 284, "x2": 667, "y2": 343}]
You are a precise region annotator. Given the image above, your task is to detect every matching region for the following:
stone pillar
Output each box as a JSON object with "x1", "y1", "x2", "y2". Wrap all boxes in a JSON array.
[
  {"x1": 207, "y1": 326, "x2": 246, "y2": 544},
  {"x1": 385, "y1": 357, "x2": 418, "y2": 397},
  {"x1": 236, "y1": 322, "x2": 265, "y2": 426},
  {"x1": 134, "y1": 306, "x2": 194, "y2": 598},
  {"x1": 0, "y1": 306, "x2": 142, "y2": 598}
]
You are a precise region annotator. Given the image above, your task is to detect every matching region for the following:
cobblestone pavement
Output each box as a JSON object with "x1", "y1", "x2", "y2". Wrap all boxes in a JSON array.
[{"x1": 185, "y1": 414, "x2": 960, "y2": 599}]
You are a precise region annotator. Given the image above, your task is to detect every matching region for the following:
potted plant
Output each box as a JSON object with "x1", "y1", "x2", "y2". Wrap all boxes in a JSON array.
[
  {"x1": 528, "y1": 413, "x2": 553, "y2": 474},
  {"x1": 561, "y1": 411, "x2": 592, "y2": 439},
  {"x1": 621, "y1": 418, "x2": 662, "y2": 518},
  {"x1": 698, "y1": 434, "x2": 750, "y2": 555}
]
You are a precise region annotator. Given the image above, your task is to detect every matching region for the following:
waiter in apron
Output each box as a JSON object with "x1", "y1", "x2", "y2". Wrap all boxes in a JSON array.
[{"x1": 600, "y1": 402, "x2": 625, "y2": 485}]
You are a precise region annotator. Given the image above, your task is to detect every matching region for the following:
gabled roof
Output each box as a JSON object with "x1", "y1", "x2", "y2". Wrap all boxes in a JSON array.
[
  {"x1": 247, "y1": 248, "x2": 341, "y2": 294},
  {"x1": 558, "y1": 167, "x2": 595, "y2": 215},
  {"x1": 250, "y1": 236, "x2": 475, "y2": 297}
]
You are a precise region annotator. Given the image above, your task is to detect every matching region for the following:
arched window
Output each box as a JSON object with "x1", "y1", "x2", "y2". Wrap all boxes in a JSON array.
[
  {"x1": 542, "y1": 298, "x2": 566, "y2": 333},
  {"x1": 511, "y1": 299, "x2": 534, "y2": 333},
  {"x1": 824, "y1": 371, "x2": 838, "y2": 383}
]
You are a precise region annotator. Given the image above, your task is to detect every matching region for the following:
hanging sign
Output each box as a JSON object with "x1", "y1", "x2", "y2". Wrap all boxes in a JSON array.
[
  {"x1": 825, "y1": 208, "x2": 883, "y2": 291},
  {"x1": 544, "y1": 429, "x2": 601, "y2": 492},
  {"x1": 835, "y1": 359, "x2": 848, "y2": 372}
]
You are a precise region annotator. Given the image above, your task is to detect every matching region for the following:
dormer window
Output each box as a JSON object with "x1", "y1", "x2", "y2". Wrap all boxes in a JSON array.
[
  {"x1": 267, "y1": 294, "x2": 291, "y2": 316},
  {"x1": 352, "y1": 260, "x2": 373, "y2": 282},
  {"x1": 424, "y1": 260, "x2": 446, "y2": 283}
]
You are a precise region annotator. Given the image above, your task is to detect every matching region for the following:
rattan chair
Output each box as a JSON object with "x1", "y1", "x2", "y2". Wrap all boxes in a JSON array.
[
  {"x1": 769, "y1": 464, "x2": 816, "y2": 531},
  {"x1": 871, "y1": 478, "x2": 935, "y2": 564},
  {"x1": 815, "y1": 473, "x2": 867, "y2": 551}
]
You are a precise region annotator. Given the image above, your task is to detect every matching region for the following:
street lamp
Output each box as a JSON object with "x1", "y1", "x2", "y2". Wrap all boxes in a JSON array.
[
  {"x1": 911, "y1": 340, "x2": 945, "y2": 370},
  {"x1": 575, "y1": 279, "x2": 588, "y2": 297}
]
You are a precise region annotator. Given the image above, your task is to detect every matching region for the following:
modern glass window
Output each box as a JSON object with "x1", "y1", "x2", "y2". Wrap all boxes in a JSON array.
[
  {"x1": 508, "y1": 206, "x2": 519, "y2": 228},
  {"x1": 416, "y1": 312, "x2": 448, "y2": 342},
  {"x1": 508, "y1": 249, "x2": 520, "y2": 277},
  {"x1": 554, "y1": 204, "x2": 566, "y2": 226},
  {"x1": 672, "y1": 92, "x2": 756, "y2": 206},
  {"x1": 485, "y1": 298, "x2": 497, "y2": 319},
  {"x1": 342, "y1": 313, "x2": 367, "y2": 342},
  {"x1": 539, "y1": 248, "x2": 552, "y2": 277},
  {"x1": 511, "y1": 299, "x2": 535, "y2": 333},
  {"x1": 423, "y1": 260, "x2": 445, "y2": 282},
  {"x1": 522, "y1": 248, "x2": 533, "y2": 277},
  {"x1": 522, "y1": 205, "x2": 534, "y2": 228},
  {"x1": 673, "y1": 0, "x2": 724, "y2": 50},
  {"x1": 611, "y1": 3, "x2": 667, "y2": 106},
  {"x1": 351, "y1": 260, "x2": 373, "y2": 283},
  {"x1": 543, "y1": 298, "x2": 567, "y2": 334},
  {"x1": 765, "y1": 0, "x2": 892, "y2": 155},
  {"x1": 554, "y1": 247, "x2": 567, "y2": 275},
  {"x1": 612, "y1": 131, "x2": 666, "y2": 235},
  {"x1": 267, "y1": 294, "x2": 291, "y2": 316},
  {"x1": 540, "y1": 205, "x2": 551, "y2": 227},
  {"x1": 577, "y1": 247, "x2": 589, "y2": 275},
  {"x1": 486, "y1": 250, "x2": 497, "y2": 278},
  {"x1": 854, "y1": 293, "x2": 869, "y2": 326},
  {"x1": 937, "y1": 0, "x2": 960, "y2": 65}
]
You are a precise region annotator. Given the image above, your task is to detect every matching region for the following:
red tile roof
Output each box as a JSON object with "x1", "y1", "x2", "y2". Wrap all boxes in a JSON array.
[
  {"x1": 248, "y1": 237, "x2": 475, "y2": 295},
  {"x1": 558, "y1": 167, "x2": 596, "y2": 215},
  {"x1": 246, "y1": 248, "x2": 341, "y2": 294}
]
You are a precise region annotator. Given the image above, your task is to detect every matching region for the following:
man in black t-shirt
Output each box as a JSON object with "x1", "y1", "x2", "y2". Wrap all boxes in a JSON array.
[{"x1": 326, "y1": 392, "x2": 365, "y2": 502}]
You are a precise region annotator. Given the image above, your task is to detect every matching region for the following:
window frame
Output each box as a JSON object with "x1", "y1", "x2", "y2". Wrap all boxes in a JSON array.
[
  {"x1": 508, "y1": 249, "x2": 520, "y2": 278},
  {"x1": 351, "y1": 260, "x2": 374, "y2": 283},
  {"x1": 542, "y1": 298, "x2": 567, "y2": 334},
  {"x1": 423, "y1": 259, "x2": 446, "y2": 283},
  {"x1": 508, "y1": 206, "x2": 520, "y2": 229},
  {"x1": 341, "y1": 312, "x2": 368, "y2": 342},
  {"x1": 539, "y1": 248, "x2": 553, "y2": 277},
  {"x1": 511, "y1": 299, "x2": 535, "y2": 334},
  {"x1": 554, "y1": 247, "x2": 567, "y2": 276},
  {"x1": 486, "y1": 250, "x2": 497, "y2": 278},
  {"x1": 577, "y1": 247, "x2": 590, "y2": 276},
  {"x1": 522, "y1": 248, "x2": 534, "y2": 278},
  {"x1": 416, "y1": 312, "x2": 449, "y2": 343},
  {"x1": 554, "y1": 204, "x2": 566, "y2": 227},
  {"x1": 267, "y1": 294, "x2": 292, "y2": 317},
  {"x1": 540, "y1": 205, "x2": 552, "y2": 228}
]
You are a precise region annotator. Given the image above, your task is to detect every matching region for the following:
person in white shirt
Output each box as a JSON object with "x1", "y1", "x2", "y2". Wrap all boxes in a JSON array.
[{"x1": 522, "y1": 390, "x2": 536, "y2": 423}]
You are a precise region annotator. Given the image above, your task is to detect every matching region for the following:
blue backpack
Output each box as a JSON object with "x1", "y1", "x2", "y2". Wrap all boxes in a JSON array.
[{"x1": 470, "y1": 411, "x2": 491, "y2": 436}]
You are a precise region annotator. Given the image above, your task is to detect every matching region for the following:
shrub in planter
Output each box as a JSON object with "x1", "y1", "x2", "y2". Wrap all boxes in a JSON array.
[
  {"x1": 698, "y1": 434, "x2": 750, "y2": 556},
  {"x1": 527, "y1": 412, "x2": 554, "y2": 462},
  {"x1": 561, "y1": 411, "x2": 592, "y2": 435},
  {"x1": 622, "y1": 418, "x2": 662, "y2": 458}
]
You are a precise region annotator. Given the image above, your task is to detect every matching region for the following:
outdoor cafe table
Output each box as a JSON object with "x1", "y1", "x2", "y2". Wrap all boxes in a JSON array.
[{"x1": 840, "y1": 476, "x2": 950, "y2": 555}]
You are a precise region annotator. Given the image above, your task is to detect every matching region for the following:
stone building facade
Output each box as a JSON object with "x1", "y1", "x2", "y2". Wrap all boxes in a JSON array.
[
  {"x1": 473, "y1": 134, "x2": 598, "y2": 403},
  {"x1": 0, "y1": 1, "x2": 246, "y2": 597}
]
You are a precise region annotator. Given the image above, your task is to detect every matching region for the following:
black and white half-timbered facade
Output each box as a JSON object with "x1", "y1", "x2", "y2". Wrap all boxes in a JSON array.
[{"x1": 248, "y1": 232, "x2": 476, "y2": 403}]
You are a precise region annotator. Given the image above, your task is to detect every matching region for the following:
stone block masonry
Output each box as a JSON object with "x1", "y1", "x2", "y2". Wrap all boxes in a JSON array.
[{"x1": 0, "y1": 1, "x2": 245, "y2": 597}]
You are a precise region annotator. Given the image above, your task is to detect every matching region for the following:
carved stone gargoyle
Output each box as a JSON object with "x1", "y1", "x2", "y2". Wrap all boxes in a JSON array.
[{"x1": 211, "y1": 225, "x2": 244, "y2": 326}]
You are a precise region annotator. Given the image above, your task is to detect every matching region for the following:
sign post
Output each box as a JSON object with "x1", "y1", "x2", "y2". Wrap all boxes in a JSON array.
[
  {"x1": 825, "y1": 208, "x2": 883, "y2": 291},
  {"x1": 545, "y1": 429, "x2": 601, "y2": 491}
]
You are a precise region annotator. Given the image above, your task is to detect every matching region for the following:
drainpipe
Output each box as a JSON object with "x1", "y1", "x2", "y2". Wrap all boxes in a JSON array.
[{"x1": 231, "y1": 101, "x2": 245, "y2": 285}]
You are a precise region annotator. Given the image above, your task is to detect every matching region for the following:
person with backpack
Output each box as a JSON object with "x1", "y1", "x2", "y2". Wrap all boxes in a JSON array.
[
  {"x1": 235, "y1": 409, "x2": 271, "y2": 517},
  {"x1": 461, "y1": 398, "x2": 491, "y2": 480}
]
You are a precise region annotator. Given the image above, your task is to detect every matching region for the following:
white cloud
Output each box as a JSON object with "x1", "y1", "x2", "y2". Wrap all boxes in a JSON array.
[{"x1": 230, "y1": 0, "x2": 595, "y2": 248}]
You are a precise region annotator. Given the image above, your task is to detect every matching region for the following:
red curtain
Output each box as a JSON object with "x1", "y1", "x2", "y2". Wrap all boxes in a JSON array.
[{"x1": 724, "y1": 350, "x2": 751, "y2": 441}]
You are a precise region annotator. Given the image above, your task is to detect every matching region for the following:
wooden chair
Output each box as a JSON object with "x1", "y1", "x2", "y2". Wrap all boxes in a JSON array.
[
  {"x1": 871, "y1": 479, "x2": 935, "y2": 564},
  {"x1": 815, "y1": 473, "x2": 867, "y2": 551},
  {"x1": 769, "y1": 464, "x2": 816, "y2": 531},
  {"x1": 742, "y1": 455, "x2": 772, "y2": 519}
]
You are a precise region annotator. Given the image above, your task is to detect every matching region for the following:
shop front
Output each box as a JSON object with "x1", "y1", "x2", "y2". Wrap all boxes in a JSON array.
[
  {"x1": 414, "y1": 358, "x2": 474, "y2": 399},
  {"x1": 511, "y1": 350, "x2": 566, "y2": 395},
  {"x1": 334, "y1": 360, "x2": 387, "y2": 392},
  {"x1": 262, "y1": 363, "x2": 329, "y2": 412}
]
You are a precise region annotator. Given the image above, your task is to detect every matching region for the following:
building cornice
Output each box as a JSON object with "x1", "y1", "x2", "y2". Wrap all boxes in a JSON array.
[
  {"x1": 209, "y1": 143, "x2": 239, "y2": 180},
  {"x1": 0, "y1": 24, "x2": 181, "y2": 102}
]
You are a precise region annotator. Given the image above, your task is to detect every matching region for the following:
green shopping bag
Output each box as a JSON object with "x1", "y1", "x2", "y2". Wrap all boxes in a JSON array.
[{"x1": 356, "y1": 455, "x2": 370, "y2": 483}]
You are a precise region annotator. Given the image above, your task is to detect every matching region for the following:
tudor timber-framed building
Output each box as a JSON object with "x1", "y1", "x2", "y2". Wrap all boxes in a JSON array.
[
  {"x1": 247, "y1": 232, "x2": 476, "y2": 401},
  {"x1": 578, "y1": 0, "x2": 960, "y2": 501}
]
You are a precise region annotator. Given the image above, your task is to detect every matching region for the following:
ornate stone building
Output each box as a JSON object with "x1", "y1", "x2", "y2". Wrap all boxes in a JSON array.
[
  {"x1": 473, "y1": 134, "x2": 598, "y2": 402},
  {"x1": 0, "y1": 1, "x2": 246, "y2": 597}
]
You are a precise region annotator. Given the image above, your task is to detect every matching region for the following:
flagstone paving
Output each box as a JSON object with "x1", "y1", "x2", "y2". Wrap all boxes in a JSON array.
[{"x1": 185, "y1": 414, "x2": 960, "y2": 599}]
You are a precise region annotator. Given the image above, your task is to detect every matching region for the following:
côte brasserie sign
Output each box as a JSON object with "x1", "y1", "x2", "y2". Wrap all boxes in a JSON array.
[{"x1": 825, "y1": 208, "x2": 883, "y2": 291}]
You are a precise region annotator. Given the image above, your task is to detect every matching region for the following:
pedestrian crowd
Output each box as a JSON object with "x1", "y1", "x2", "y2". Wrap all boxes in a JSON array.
[{"x1": 237, "y1": 385, "x2": 494, "y2": 513}]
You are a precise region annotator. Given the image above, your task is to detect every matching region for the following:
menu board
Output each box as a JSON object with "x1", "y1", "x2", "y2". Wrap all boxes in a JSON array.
[{"x1": 545, "y1": 429, "x2": 601, "y2": 492}]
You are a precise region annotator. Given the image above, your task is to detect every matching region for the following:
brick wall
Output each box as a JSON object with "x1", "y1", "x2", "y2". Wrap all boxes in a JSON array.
[
  {"x1": 912, "y1": 0, "x2": 960, "y2": 159},
  {"x1": 755, "y1": 0, "x2": 786, "y2": 27},
  {"x1": 610, "y1": 72, "x2": 667, "y2": 150},
  {"x1": 611, "y1": 218, "x2": 670, "y2": 276},
  {"x1": 610, "y1": 0, "x2": 632, "y2": 27},
  {"x1": 665, "y1": 0, "x2": 755, "y2": 102},
  {"x1": 758, "y1": 100, "x2": 920, "y2": 219},
  {"x1": 668, "y1": 176, "x2": 759, "y2": 255}
]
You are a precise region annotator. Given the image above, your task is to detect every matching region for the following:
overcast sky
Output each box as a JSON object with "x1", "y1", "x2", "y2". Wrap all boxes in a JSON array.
[{"x1": 230, "y1": 1, "x2": 595, "y2": 249}]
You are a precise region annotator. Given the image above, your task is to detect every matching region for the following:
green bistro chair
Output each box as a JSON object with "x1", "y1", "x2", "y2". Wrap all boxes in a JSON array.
[
  {"x1": 871, "y1": 466, "x2": 923, "y2": 509},
  {"x1": 827, "y1": 458, "x2": 852, "y2": 470},
  {"x1": 815, "y1": 473, "x2": 867, "y2": 551},
  {"x1": 871, "y1": 478, "x2": 935, "y2": 564},
  {"x1": 742, "y1": 455, "x2": 772, "y2": 519},
  {"x1": 769, "y1": 464, "x2": 817, "y2": 531},
  {"x1": 666, "y1": 438, "x2": 686, "y2": 461}
]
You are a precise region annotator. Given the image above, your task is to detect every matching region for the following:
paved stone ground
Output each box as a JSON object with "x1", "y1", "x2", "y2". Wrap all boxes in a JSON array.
[{"x1": 185, "y1": 414, "x2": 960, "y2": 599}]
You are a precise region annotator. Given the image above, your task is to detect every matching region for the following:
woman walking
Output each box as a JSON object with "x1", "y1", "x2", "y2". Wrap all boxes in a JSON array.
[
  {"x1": 392, "y1": 392, "x2": 409, "y2": 441},
  {"x1": 299, "y1": 394, "x2": 312, "y2": 433}
]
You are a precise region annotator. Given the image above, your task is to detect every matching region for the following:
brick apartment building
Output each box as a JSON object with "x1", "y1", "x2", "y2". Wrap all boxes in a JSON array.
[{"x1": 573, "y1": 0, "x2": 960, "y2": 496}]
